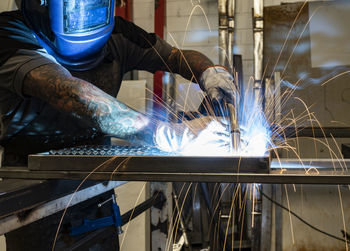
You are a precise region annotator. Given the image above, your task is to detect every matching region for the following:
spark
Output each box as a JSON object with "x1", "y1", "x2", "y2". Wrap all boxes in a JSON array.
[{"x1": 155, "y1": 107, "x2": 270, "y2": 157}]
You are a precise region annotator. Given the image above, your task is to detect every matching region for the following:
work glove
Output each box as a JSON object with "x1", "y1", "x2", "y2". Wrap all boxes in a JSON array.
[
  {"x1": 199, "y1": 66, "x2": 236, "y2": 103},
  {"x1": 199, "y1": 66, "x2": 238, "y2": 116},
  {"x1": 153, "y1": 116, "x2": 231, "y2": 155}
]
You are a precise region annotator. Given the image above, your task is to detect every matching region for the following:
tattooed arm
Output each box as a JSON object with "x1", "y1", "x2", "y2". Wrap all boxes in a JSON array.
[
  {"x1": 23, "y1": 63, "x2": 155, "y2": 143},
  {"x1": 164, "y1": 48, "x2": 214, "y2": 84}
]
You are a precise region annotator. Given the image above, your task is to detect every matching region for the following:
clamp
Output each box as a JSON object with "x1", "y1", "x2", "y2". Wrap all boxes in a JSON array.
[{"x1": 70, "y1": 194, "x2": 123, "y2": 236}]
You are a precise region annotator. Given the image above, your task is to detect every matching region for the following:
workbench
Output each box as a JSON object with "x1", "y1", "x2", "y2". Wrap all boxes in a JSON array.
[{"x1": 1, "y1": 159, "x2": 350, "y2": 184}]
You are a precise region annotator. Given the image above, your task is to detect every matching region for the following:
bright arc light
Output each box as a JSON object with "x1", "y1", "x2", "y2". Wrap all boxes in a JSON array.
[
  {"x1": 180, "y1": 120, "x2": 232, "y2": 156},
  {"x1": 155, "y1": 115, "x2": 270, "y2": 157}
]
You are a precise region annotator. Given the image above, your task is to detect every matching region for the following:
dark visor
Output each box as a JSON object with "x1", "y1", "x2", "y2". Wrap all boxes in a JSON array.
[{"x1": 63, "y1": 0, "x2": 112, "y2": 33}]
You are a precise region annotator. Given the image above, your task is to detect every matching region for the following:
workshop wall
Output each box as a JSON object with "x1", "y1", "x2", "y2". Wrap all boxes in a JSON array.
[
  {"x1": 115, "y1": 182, "x2": 150, "y2": 251},
  {"x1": 281, "y1": 184, "x2": 350, "y2": 251},
  {"x1": 0, "y1": 0, "x2": 16, "y2": 12}
]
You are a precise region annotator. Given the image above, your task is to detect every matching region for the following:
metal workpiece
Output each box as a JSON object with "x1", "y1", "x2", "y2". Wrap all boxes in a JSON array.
[
  {"x1": 1, "y1": 168, "x2": 350, "y2": 184},
  {"x1": 28, "y1": 152, "x2": 269, "y2": 174},
  {"x1": 3, "y1": 143, "x2": 350, "y2": 184},
  {"x1": 48, "y1": 145, "x2": 173, "y2": 156},
  {"x1": 2, "y1": 158, "x2": 350, "y2": 184}
]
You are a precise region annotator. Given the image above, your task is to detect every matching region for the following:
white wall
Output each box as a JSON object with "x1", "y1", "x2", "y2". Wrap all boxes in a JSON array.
[
  {"x1": 0, "y1": 0, "x2": 17, "y2": 12},
  {"x1": 165, "y1": 0, "x2": 220, "y2": 112},
  {"x1": 115, "y1": 182, "x2": 150, "y2": 251}
]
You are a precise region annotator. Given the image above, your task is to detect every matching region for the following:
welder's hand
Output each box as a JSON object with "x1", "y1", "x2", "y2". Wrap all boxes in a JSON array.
[
  {"x1": 199, "y1": 66, "x2": 237, "y2": 106},
  {"x1": 154, "y1": 116, "x2": 231, "y2": 154}
]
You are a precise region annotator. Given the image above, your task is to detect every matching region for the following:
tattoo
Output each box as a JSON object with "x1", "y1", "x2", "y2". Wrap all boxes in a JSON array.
[
  {"x1": 23, "y1": 64, "x2": 155, "y2": 144},
  {"x1": 164, "y1": 48, "x2": 214, "y2": 84}
]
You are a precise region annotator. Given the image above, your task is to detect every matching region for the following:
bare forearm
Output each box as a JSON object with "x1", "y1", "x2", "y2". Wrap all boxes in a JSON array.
[
  {"x1": 165, "y1": 48, "x2": 214, "y2": 84},
  {"x1": 23, "y1": 64, "x2": 154, "y2": 143}
]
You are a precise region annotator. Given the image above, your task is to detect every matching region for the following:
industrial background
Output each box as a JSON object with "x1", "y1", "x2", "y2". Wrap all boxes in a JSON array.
[{"x1": 1, "y1": 0, "x2": 350, "y2": 250}]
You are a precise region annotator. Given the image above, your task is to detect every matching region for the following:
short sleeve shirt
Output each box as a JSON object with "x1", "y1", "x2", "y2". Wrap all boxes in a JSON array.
[{"x1": 0, "y1": 11, "x2": 172, "y2": 150}]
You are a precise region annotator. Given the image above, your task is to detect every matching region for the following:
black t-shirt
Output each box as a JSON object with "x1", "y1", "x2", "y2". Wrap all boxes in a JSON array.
[
  {"x1": 0, "y1": 11, "x2": 42, "y2": 66},
  {"x1": 0, "y1": 11, "x2": 172, "y2": 155}
]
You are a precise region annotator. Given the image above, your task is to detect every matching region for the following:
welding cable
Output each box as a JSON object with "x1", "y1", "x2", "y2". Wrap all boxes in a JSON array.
[{"x1": 261, "y1": 192, "x2": 349, "y2": 243}]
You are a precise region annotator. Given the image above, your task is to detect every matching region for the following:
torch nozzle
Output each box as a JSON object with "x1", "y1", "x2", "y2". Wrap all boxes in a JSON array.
[{"x1": 226, "y1": 103, "x2": 240, "y2": 152}]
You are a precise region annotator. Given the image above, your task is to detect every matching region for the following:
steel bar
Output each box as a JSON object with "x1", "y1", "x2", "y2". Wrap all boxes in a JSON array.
[
  {"x1": 28, "y1": 154, "x2": 270, "y2": 173},
  {"x1": 0, "y1": 179, "x2": 103, "y2": 219},
  {"x1": 1, "y1": 168, "x2": 350, "y2": 184},
  {"x1": 121, "y1": 191, "x2": 165, "y2": 225},
  {"x1": 0, "y1": 181, "x2": 126, "y2": 235},
  {"x1": 2, "y1": 158, "x2": 350, "y2": 184},
  {"x1": 277, "y1": 126, "x2": 350, "y2": 138},
  {"x1": 68, "y1": 226, "x2": 118, "y2": 251}
]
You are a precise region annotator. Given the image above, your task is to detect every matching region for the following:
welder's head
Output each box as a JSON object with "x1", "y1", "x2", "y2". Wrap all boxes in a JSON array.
[{"x1": 20, "y1": 0, "x2": 116, "y2": 70}]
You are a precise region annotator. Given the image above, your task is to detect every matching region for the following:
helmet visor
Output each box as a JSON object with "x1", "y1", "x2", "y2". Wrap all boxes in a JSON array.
[{"x1": 63, "y1": 0, "x2": 112, "y2": 34}]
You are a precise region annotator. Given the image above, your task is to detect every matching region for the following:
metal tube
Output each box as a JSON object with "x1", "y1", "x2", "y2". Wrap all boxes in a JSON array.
[
  {"x1": 227, "y1": 0, "x2": 235, "y2": 71},
  {"x1": 253, "y1": 0, "x2": 264, "y2": 106},
  {"x1": 162, "y1": 72, "x2": 176, "y2": 122},
  {"x1": 218, "y1": 0, "x2": 228, "y2": 66},
  {"x1": 121, "y1": 192, "x2": 165, "y2": 226}
]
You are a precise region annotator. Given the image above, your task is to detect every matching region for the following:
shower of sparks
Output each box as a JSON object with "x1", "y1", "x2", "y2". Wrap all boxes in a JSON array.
[{"x1": 155, "y1": 98, "x2": 271, "y2": 157}]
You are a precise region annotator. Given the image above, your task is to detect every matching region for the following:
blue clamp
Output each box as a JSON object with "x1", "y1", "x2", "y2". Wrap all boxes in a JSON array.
[{"x1": 70, "y1": 194, "x2": 123, "y2": 236}]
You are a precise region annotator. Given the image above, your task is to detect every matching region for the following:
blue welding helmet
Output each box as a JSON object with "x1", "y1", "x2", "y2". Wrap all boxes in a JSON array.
[{"x1": 22, "y1": 0, "x2": 115, "y2": 71}]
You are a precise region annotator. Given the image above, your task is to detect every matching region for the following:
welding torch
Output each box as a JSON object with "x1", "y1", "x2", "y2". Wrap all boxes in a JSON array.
[
  {"x1": 193, "y1": 96, "x2": 241, "y2": 152},
  {"x1": 226, "y1": 102, "x2": 240, "y2": 153}
]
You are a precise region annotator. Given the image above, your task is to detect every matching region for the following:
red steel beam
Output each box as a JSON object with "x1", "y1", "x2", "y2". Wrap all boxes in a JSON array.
[
  {"x1": 153, "y1": 0, "x2": 166, "y2": 111},
  {"x1": 115, "y1": 0, "x2": 133, "y2": 21}
]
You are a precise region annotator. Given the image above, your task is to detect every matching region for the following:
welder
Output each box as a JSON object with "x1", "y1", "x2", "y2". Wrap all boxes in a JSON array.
[{"x1": 0, "y1": 0, "x2": 236, "y2": 249}]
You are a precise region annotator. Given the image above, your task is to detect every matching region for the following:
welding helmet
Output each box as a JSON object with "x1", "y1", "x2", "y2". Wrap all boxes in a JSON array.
[{"x1": 21, "y1": 0, "x2": 115, "y2": 70}]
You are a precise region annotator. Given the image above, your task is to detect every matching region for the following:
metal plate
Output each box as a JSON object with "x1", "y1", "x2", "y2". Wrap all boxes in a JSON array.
[{"x1": 28, "y1": 145, "x2": 270, "y2": 173}]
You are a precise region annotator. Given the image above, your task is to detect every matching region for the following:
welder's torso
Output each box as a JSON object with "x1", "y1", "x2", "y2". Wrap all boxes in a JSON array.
[{"x1": 0, "y1": 10, "x2": 172, "y2": 159}]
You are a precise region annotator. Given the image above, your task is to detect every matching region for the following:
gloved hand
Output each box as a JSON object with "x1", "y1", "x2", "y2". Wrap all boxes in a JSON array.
[
  {"x1": 153, "y1": 116, "x2": 230, "y2": 155},
  {"x1": 199, "y1": 66, "x2": 237, "y2": 107}
]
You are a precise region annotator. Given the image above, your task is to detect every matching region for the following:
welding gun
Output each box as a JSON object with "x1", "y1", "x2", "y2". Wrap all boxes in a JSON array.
[{"x1": 226, "y1": 103, "x2": 240, "y2": 152}]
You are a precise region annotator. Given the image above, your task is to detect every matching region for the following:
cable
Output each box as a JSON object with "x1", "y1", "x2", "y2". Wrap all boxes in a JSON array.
[{"x1": 261, "y1": 191, "x2": 349, "y2": 243}]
